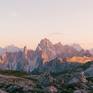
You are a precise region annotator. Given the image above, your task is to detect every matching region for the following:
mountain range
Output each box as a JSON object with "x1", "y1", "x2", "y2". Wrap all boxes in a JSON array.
[{"x1": 0, "y1": 38, "x2": 93, "y2": 73}]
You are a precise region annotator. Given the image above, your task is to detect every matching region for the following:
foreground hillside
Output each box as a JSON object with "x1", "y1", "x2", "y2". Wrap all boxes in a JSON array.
[{"x1": 0, "y1": 61, "x2": 93, "y2": 93}]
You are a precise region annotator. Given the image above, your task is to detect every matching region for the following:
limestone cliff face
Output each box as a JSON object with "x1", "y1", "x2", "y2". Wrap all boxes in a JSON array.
[
  {"x1": 66, "y1": 56, "x2": 93, "y2": 63},
  {"x1": 36, "y1": 38, "x2": 57, "y2": 64}
]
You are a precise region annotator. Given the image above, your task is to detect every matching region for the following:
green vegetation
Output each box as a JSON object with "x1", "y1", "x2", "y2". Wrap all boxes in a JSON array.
[{"x1": 0, "y1": 69, "x2": 28, "y2": 77}]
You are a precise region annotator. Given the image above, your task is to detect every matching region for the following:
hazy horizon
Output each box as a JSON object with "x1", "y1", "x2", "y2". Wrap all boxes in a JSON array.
[{"x1": 0, "y1": 0, "x2": 93, "y2": 49}]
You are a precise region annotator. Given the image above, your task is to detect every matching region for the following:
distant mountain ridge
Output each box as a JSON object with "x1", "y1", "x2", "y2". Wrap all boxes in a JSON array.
[
  {"x1": 0, "y1": 38, "x2": 92, "y2": 55},
  {"x1": 5, "y1": 45, "x2": 21, "y2": 52},
  {"x1": 0, "y1": 38, "x2": 93, "y2": 73}
]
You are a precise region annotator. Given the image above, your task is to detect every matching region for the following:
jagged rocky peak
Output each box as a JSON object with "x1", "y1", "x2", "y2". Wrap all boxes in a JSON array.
[
  {"x1": 4, "y1": 45, "x2": 20, "y2": 53},
  {"x1": 37, "y1": 38, "x2": 54, "y2": 50},
  {"x1": 36, "y1": 38, "x2": 55, "y2": 51},
  {"x1": 54, "y1": 42, "x2": 63, "y2": 48},
  {"x1": 71, "y1": 43, "x2": 83, "y2": 51},
  {"x1": 36, "y1": 38, "x2": 57, "y2": 63},
  {"x1": 23, "y1": 46, "x2": 28, "y2": 55},
  {"x1": 54, "y1": 42, "x2": 64, "y2": 50}
]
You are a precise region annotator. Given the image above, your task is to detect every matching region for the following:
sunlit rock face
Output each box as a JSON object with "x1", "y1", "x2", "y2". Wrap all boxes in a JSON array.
[
  {"x1": 66, "y1": 56, "x2": 93, "y2": 63},
  {"x1": 17, "y1": 47, "x2": 39, "y2": 72},
  {"x1": 0, "y1": 46, "x2": 40, "y2": 72},
  {"x1": 36, "y1": 38, "x2": 57, "y2": 64}
]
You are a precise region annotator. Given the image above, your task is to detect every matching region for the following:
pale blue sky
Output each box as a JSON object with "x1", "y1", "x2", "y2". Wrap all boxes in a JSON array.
[{"x1": 0, "y1": 0, "x2": 93, "y2": 49}]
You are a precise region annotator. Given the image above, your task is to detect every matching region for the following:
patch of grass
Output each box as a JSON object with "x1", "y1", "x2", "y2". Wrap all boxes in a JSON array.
[{"x1": 0, "y1": 69, "x2": 28, "y2": 77}]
